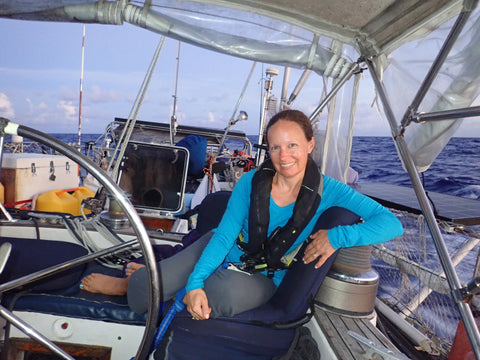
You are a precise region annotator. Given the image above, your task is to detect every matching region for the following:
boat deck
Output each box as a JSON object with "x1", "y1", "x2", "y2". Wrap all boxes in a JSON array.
[
  {"x1": 315, "y1": 307, "x2": 403, "y2": 359},
  {"x1": 354, "y1": 182, "x2": 480, "y2": 226}
]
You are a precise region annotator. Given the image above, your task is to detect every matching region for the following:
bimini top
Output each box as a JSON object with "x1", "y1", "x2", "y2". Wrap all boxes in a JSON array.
[{"x1": 0, "y1": 0, "x2": 469, "y2": 75}]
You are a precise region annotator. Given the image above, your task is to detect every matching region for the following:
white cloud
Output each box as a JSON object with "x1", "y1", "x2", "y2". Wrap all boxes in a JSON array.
[
  {"x1": 57, "y1": 100, "x2": 77, "y2": 123},
  {"x1": 207, "y1": 112, "x2": 215, "y2": 123},
  {"x1": 0, "y1": 93, "x2": 15, "y2": 118},
  {"x1": 88, "y1": 85, "x2": 122, "y2": 103},
  {"x1": 24, "y1": 97, "x2": 35, "y2": 114},
  {"x1": 31, "y1": 112, "x2": 49, "y2": 126}
]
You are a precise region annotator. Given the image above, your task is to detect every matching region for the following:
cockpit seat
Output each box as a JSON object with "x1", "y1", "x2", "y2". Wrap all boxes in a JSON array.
[
  {"x1": 0, "y1": 245, "x2": 147, "y2": 324},
  {"x1": 0, "y1": 192, "x2": 232, "y2": 325},
  {"x1": 155, "y1": 200, "x2": 361, "y2": 360}
]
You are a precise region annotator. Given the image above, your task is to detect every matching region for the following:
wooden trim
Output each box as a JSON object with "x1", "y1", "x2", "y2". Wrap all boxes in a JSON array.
[{"x1": 7, "y1": 338, "x2": 111, "y2": 360}]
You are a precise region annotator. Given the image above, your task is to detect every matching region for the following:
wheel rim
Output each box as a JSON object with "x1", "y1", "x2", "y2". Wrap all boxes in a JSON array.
[{"x1": 0, "y1": 122, "x2": 160, "y2": 360}]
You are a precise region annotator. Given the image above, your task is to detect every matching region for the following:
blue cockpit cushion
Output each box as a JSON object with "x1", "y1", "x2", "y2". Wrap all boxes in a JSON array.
[
  {"x1": 196, "y1": 191, "x2": 231, "y2": 236},
  {"x1": 2, "y1": 262, "x2": 148, "y2": 325},
  {"x1": 0, "y1": 237, "x2": 88, "y2": 291}
]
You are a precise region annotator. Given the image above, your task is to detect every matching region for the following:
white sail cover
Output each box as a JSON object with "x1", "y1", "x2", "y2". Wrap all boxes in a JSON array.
[{"x1": 2, "y1": 0, "x2": 479, "y2": 172}]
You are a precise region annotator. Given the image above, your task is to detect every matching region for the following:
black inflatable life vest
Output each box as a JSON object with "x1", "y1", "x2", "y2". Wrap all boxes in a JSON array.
[{"x1": 237, "y1": 157, "x2": 323, "y2": 276}]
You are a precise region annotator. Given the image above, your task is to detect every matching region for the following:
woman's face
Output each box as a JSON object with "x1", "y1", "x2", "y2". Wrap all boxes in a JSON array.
[{"x1": 266, "y1": 119, "x2": 315, "y2": 180}]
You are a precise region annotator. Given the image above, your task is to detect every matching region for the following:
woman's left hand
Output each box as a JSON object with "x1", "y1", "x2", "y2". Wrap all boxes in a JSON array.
[
  {"x1": 184, "y1": 288, "x2": 211, "y2": 320},
  {"x1": 302, "y1": 229, "x2": 335, "y2": 269}
]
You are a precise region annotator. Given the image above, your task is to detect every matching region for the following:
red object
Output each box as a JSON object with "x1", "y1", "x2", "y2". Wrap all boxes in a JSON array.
[
  {"x1": 4, "y1": 199, "x2": 32, "y2": 210},
  {"x1": 448, "y1": 316, "x2": 480, "y2": 360}
]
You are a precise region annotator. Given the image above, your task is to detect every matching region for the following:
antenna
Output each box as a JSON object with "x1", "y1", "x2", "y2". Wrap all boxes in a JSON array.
[
  {"x1": 257, "y1": 67, "x2": 279, "y2": 165},
  {"x1": 170, "y1": 41, "x2": 181, "y2": 145},
  {"x1": 78, "y1": 24, "x2": 86, "y2": 147}
]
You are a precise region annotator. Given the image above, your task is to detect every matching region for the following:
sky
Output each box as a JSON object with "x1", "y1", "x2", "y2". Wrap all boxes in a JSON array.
[{"x1": 1, "y1": 18, "x2": 479, "y2": 137}]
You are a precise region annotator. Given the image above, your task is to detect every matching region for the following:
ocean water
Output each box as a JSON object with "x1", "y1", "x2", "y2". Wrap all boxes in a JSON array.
[{"x1": 350, "y1": 136, "x2": 480, "y2": 200}]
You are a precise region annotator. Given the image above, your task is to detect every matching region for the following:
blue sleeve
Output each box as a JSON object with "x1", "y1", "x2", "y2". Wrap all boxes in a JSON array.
[
  {"x1": 185, "y1": 171, "x2": 253, "y2": 292},
  {"x1": 321, "y1": 176, "x2": 404, "y2": 249}
]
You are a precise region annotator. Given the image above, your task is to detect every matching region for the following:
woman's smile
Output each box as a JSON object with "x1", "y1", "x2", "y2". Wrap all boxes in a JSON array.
[{"x1": 267, "y1": 119, "x2": 315, "y2": 181}]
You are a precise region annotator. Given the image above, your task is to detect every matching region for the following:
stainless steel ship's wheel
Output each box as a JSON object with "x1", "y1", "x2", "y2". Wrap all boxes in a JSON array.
[{"x1": 0, "y1": 119, "x2": 160, "y2": 360}]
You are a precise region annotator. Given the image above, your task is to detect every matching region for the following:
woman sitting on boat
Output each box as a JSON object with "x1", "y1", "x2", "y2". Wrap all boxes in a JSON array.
[{"x1": 81, "y1": 109, "x2": 404, "y2": 320}]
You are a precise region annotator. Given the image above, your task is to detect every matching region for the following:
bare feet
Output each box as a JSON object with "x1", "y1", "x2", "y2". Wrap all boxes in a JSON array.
[
  {"x1": 125, "y1": 262, "x2": 145, "y2": 277},
  {"x1": 80, "y1": 262, "x2": 145, "y2": 296},
  {"x1": 80, "y1": 273, "x2": 129, "y2": 295}
]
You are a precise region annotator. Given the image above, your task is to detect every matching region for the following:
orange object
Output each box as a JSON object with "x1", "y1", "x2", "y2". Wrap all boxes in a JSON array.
[
  {"x1": 35, "y1": 187, "x2": 95, "y2": 216},
  {"x1": 0, "y1": 182, "x2": 4, "y2": 203}
]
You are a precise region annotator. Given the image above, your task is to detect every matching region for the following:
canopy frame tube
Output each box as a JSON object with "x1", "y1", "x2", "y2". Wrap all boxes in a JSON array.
[
  {"x1": 363, "y1": 54, "x2": 480, "y2": 360},
  {"x1": 411, "y1": 105, "x2": 480, "y2": 123},
  {"x1": 399, "y1": 0, "x2": 479, "y2": 134}
]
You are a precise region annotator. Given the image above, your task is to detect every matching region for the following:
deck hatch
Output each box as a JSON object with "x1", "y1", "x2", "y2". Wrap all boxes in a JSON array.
[{"x1": 117, "y1": 141, "x2": 189, "y2": 215}]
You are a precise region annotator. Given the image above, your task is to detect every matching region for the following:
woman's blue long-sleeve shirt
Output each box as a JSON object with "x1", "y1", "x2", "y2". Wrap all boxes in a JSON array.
[{"x1": 186, "y1": 170, "x2": 403, "y2": 293}]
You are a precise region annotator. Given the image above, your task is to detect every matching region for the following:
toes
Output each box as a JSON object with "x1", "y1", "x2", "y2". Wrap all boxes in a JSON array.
[
  {"x1": 129, "y1": 262, "x2": 144, "y2": 271},
  {"x1": 80, "y1": 274, "x2": 97, "y2": 290}
]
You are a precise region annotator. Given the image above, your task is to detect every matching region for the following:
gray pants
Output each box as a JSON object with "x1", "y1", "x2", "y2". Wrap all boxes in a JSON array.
[{"x1": 127, "y1": 231, "x2": 277, "y2": 317}]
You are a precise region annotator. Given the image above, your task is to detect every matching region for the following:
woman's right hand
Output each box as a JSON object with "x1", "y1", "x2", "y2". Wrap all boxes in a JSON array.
[{"x1": 184, "y1": 288, "x2": 212, "y2": 320}]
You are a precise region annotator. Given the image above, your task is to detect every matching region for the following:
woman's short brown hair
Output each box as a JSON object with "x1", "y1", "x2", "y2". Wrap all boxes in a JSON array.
[{"x1": 265, "y1": 110, "x2": 314, "y2": 143}]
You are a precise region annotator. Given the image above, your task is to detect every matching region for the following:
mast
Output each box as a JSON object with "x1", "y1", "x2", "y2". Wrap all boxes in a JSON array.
[{"x1": 78, "y1": 24, "x2": 86, "y2": 147}]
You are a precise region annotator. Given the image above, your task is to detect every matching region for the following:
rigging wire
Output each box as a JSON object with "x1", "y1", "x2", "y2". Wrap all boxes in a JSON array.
[
  {"x1": 421, "y1": 172, "x2": 439, "y2": 217},
  {"x1": 110, "y1": 36, "x2": 167, "y2": 181},
  {"x1": 170, "y1": 41, "x2": 181, "y2": 145}
]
